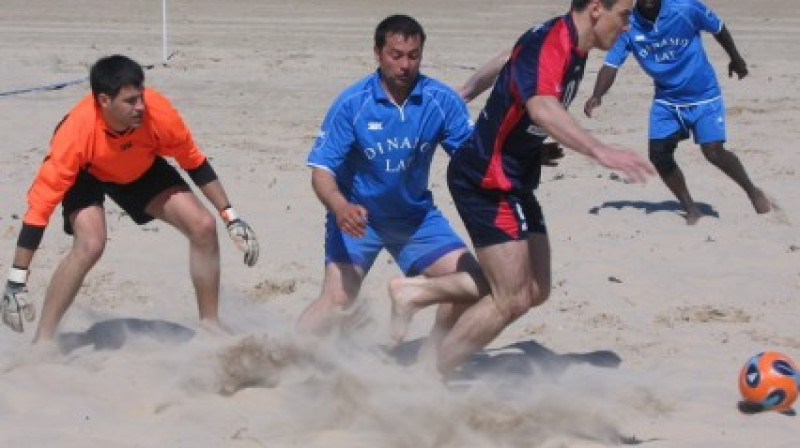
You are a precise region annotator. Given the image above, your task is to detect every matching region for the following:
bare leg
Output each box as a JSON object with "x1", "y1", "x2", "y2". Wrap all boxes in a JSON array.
[
  {"x1": 296, "y1": 262, "x2": 364, "y2": 335},
  {"x1": 389, "y1": 249, "x2": 488, "y2": 346},
  {"x1": 436, "y1": 233, "x2": 551, "y2": 377},
  {"x1": 659, "y1": 167, "x2": 703, "y2": 225},
  {"x1": 33, "y1": 206, "x2": 107, "y2": 343},
  {"x1": 650, "y1": 137, "x2": 703, "y2": 225},
  {"x1": 700, "y1": 142, "x2": 770, "y2": 214},
  {"x1": 417, "y1": 302, "x2": 470, "y2": 369},
  {"x1": 146, "y1": 187, "x2": 221, "y2": 327}
]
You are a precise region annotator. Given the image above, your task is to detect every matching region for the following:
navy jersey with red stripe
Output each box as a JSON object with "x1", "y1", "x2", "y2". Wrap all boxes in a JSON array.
[{"x1": 454, "y1": 14, "x2": 587, "y2": 194}]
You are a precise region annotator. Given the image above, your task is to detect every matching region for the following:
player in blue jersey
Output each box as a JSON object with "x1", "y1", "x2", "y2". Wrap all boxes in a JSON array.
[
  {"x1": 584, "y1": 0, "x2": 770, "y2": 224},
  {"x1": 297, "y1": 15, "x2": 489, "y2": 338},
  {"x1": 390, "y1": 0, "x2": 655, "y2": 377}
]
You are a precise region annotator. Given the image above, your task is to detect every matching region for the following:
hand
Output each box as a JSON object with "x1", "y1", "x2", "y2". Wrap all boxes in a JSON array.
[
  {"x1": 455, "y1": 85, "x2": 471, "y2": 102},
  {"x1": 595, "y1": 145, "x2": 656, "y2": 184},
  {"x1": 334, "y1": 203, "x2": 368, "y2": 238},
  {"x1": 227, "y1": 219, "x2": 259, "y2": 267},
  {"x1": 2, "y1": 281, "x2": 36, "y2": 333},
  {"x1": 729, "y1": 58, "x2": 748, "y2": 80},
  {"x1": 584, "y1": 96, "x2": 602, "y2": 118},
  {"x1": 540, "y1": 141, "x2": 565, "y2": 167}
]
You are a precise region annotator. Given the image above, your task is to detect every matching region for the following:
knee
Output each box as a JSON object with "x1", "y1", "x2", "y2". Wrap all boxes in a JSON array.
[
  {"x1": 497, "y1": 282, "x2": 549, "y2": 322},
  {"x1": 701, "y1": 144, "x2": 727, "y2": 165},
  {"x1": 525, "y1": 280, "x2": 551, "y2": 311},
  {"x1": 532, "y1": 281, "x2": 551, "y2": 307},
  {"x1": 324, "y1": 288, "x2": 355, "y2": 308},
  {"x1": 74, "y1": 234, "x2": 106, "y2": 265},
  {"x1": 649, "y1": 146, "x2": 678, "y2": 176},
  {"x1": 320, "y1": 277, "x2": 360, "y2": 309},
  {"x1": 187, "y1": 211, "x2": 218, "y2": 244},
  {"x1": 499, "y1": 298, "x2": 532, "y2": 323}
]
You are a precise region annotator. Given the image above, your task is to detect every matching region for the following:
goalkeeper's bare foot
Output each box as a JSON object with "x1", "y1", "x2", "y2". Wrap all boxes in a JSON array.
[{"x1": 388, "y1": 276, "x2": 428, "y2": 347}]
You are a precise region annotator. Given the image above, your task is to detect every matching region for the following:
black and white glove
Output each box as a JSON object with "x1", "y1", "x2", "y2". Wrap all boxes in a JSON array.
[
  {"x1": 2, "y1": 268, "x2": 35, "y2": 333},
  {"x1": 221, "y1": 207, "x2": 259, "y2": 267}
]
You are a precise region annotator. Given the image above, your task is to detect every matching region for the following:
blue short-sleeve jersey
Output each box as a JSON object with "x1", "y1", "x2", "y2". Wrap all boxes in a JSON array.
[
  {"x1": 307, "y1": 71, "x2": 473, "y2": 219},
  {"x1": 604, "y1": 0, "x2": 723, "y2": 104}
]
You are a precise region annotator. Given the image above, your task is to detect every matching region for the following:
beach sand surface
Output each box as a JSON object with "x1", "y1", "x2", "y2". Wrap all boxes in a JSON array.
[{"x1": 1, "y1": 1, "x2": 799, "y2": 446}]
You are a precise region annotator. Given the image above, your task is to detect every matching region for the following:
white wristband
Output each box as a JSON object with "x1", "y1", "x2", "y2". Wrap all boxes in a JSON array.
[
  {"x1": 8, "y1": 267, "x2": 28, "y2": 284},
  {"x1": 220, "y1": 207, "x2": 240, "y2": 224}
]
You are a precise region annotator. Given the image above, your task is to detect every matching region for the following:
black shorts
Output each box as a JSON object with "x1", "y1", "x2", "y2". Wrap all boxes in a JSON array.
[
  {"x1": 447, "y1": 163, "x2": 546, "y2": 249},
  {"x1": 62, "y1": 157, "x2": 188, "y2": 235}
]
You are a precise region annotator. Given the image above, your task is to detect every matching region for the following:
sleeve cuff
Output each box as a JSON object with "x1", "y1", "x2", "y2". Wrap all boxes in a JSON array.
[{"x1": 18, "y1": 223, "x2": 45, "y2": 250}]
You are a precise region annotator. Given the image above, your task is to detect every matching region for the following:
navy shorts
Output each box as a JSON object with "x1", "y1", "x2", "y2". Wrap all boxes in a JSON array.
[
  {"x1": 447, "y1": 163, "x2": 546, "y2": 249},
  {"x1": 62, "y1": 157, "x2": 188, "y2": 234}
]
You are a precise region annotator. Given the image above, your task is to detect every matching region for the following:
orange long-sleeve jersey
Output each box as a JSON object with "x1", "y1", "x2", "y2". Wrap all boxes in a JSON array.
[{"x1": 23, "y1": 88, "x2": 207, "y2": 227}]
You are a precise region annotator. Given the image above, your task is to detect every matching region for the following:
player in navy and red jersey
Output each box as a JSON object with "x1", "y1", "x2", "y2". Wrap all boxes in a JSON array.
[
  {"x1": 456, "y1": 15, "x2": 589, "y2": 198},
  {"x1": 389, "y1": 0, "x2": 655, "y2": 377},
  {"x1": 1, "y1": 55, "x2": 259, "y2": 341}
]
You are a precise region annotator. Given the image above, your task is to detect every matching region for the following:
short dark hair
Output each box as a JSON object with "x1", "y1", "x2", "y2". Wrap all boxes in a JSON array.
[
  {"x1": 571, "y1": 0, "x2": 619, "y2": 11},
  {"x1": 374, "y1": 14, "x2": 426, "y2": 49},
  {"x1": 89, "y1": 55, "x2": 144, "y2": 99}
]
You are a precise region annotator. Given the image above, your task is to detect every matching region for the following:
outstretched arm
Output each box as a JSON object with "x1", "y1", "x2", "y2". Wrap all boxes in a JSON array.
[
  {"x1": 457, "y1": 49, "x2": 510, "y2": 103},
  {"x1": 527, "y1": 95, "x2": 654, "y2": 183},
  {"x1": 583, "y1": 65, "x2": 619, "y2": 118},
  {"x1": 713, "y1": 24, "x2": 748, "y2": 79}
]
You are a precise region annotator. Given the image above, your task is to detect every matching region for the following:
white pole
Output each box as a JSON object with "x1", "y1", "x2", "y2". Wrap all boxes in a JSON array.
[{"x1": 162, "y1": 0, "x2": 168, "y2": 63}]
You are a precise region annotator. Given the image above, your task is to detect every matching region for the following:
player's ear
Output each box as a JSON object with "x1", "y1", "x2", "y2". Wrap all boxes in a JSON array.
[
  {"x1": 96, "y1": 92, "x2": 112, "y2": 109},
  {"x1": 373, "y1": 45, "x2": 381, "y2": 64}
]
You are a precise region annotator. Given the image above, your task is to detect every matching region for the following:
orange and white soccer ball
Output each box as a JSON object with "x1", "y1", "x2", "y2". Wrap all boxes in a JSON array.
[{"x1": 738, "y1": 351, "x2": 799, "y2": 412}]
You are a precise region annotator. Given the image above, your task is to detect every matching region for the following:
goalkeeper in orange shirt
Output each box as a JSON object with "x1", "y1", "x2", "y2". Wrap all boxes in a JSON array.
[{"x1": 2, "y1": 54, "x2": 259, "y2": 342}]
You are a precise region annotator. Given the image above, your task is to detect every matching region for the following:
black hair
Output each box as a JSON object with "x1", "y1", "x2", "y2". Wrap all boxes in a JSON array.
[
  {"x1": 571, "y1": 0, "x2": 619, "y2": 11},
  {"x1": 89, "y1": 54, "x2": 144, "y2": 99},
  {"x1": 374, "y1": 14, "x2": 426, "y2": 49}
]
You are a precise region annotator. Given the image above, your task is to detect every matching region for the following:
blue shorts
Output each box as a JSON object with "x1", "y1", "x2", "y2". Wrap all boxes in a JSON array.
[
  {"x1": 447, "y1": 162, "x2": 546, "y2": 249},
  {"x1": 323, "y1": 208, "x2": 467, "y2": 276},
  {"x1": 650, "y1": 97, "x2": 726, "y2": 144}
]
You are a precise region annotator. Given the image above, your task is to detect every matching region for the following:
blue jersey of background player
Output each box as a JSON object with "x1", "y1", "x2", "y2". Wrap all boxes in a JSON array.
[
  {"x1": 585, "y1": 0, "x2": 771, "y2": 225},
  {"x1": 298, "y1": 14, "x2": 486, "y2": 337},
  {"x1": 605, "y1": 0, "x2": 723, "y2": 105}
]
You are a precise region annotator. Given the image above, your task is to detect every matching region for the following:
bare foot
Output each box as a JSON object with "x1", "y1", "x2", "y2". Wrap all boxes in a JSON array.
[
  {"x1": 685, "y1": 207, "x2": 704, "y2": 225},
  {"x1": 749, "y1": 188, "x2": 771, "y2": 214},
  {"x1": 388, "y1": 276, "x2": 427, "y2": 347},
  {"x1": 199, "y1": 318, "x2": 233, "y2": 337}
]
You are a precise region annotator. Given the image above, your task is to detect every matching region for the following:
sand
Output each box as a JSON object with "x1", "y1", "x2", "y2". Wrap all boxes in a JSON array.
[{"x1": 1, "y1": 0, "x2": 799, "y2": 446}]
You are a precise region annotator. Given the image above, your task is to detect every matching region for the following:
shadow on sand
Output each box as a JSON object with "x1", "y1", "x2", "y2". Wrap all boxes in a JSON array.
[
  {"x1": 389, "y1": 339, "x2": 655, "y2": 444},
  {"x1": 389, "y1": 338, "x2": 621, "y2": 380},
  {"x1": 57, "y1": 318, "x2": 195, "y2": 355},
  {"x1": 589, "y1": 199, "x2": 718, "y2": 219}
]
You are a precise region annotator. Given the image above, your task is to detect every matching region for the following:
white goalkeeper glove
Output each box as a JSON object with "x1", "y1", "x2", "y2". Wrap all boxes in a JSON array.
[
  {"x1": 2, "y1": 267, "x2": 36, "y2": 333},
  {"x1": 221, "y1": 207, "x2": 259, "y2": 267}
]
